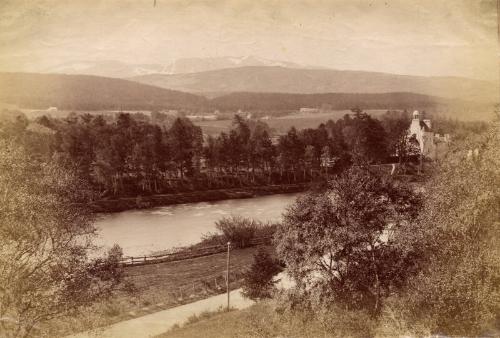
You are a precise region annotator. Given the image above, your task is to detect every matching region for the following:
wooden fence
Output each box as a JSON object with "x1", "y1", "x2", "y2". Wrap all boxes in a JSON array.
[{"x1": 120, "y1": 236, "x2": 271, "y2": 267}]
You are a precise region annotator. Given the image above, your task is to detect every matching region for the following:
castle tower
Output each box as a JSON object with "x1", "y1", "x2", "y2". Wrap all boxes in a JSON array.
[{"x1": 410, "y1": 110, "x2": 421, "y2": 136}]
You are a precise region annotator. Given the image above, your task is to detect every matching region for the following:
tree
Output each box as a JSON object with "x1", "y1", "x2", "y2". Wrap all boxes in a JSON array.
[
  {"x1": 242, "y1": 249, "x2": 283, "y2": 300},
  {"x1": 169, "y1": 118, "x2": 203, "y2": 178},
  {"x1": 275, "y1": 167, "x2": 421, "y2": 315},
  {"x1": 0, "y1": 141, "x2": 123, "y2": 338},
  {"x1": 341, "y1": 111, "x2": 388, "y2": 164},
  {"x1": 381, "y1": 111, "x2": 419, "y2": 168},
  {"x1": 215, "y1": 216, "x2": 258, "y2": 249},
  {"x1": 278, "y1": 127, "x2": 304, "y2": 182}
]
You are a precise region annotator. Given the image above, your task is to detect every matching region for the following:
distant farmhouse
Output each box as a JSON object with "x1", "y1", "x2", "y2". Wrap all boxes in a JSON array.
[
  {"x1": 409, "y1": 110, "x2": 450, "y2": 160},
  {"x1": 299, "y1": 107, "x2": 320, "y2": 114}
]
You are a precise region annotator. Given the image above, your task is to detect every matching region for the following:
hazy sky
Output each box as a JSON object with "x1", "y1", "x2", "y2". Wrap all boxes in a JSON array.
[{"x1": 0, "y1": 0, "x2": 498, "y2": 80}]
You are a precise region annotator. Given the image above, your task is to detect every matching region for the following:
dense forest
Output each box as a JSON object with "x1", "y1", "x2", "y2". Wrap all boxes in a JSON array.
[{"x1": 0, "y1": 108, "x2": 488, "y2": 200}]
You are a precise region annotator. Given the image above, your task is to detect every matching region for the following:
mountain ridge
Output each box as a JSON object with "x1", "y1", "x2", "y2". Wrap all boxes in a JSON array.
[{"x1": 131, "y1": 66, "x2": 498, "y2": 103}]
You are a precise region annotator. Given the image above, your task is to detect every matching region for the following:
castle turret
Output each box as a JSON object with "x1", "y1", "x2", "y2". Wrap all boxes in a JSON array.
[{"x1": 410, "y1": 110, "x2": 422, "y2": 137}]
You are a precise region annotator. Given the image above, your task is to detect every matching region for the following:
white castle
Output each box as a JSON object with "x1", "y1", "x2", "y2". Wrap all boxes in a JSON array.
[{"x1": 409, "y1": 110, "x2": 450, "y2": 160}]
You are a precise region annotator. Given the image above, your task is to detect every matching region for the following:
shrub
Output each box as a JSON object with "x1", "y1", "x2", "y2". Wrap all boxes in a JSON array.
[
  {"x1": 215, "y1": 215, "x2": 258, "y2": 248},
  {"x1": 242, "y1": 249, "x2": 282, "y2": 300}
]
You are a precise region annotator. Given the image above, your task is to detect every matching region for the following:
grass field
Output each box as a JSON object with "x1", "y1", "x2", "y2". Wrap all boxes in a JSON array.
[
  {"x1": 44, "y1": 245, "x2": 272, "y2": 337},
  {"x1": 195, "y1": 109, "x2": 388, "y2": 135}
]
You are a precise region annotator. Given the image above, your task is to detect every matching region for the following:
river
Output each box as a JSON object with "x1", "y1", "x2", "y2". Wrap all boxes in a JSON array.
[{"x1": 94, "y1": 193, "x2": 301, "y2": 256}]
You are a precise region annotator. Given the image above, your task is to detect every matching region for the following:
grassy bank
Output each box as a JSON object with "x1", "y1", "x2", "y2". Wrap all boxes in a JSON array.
[
  {"x1": 156, "y1": 301, "x2": 373, "y2": 338},
  {"x1": 91, "y1": 184, "x2": 308, "y2": 213},
  {"x1": 43, "y1": 245, "x2": 273, "y2": 337}
]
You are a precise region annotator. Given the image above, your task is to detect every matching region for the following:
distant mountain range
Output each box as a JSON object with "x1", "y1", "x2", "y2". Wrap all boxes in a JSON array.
[
  {"x1": 132, "y1": 66, "x2": 498, "y2": 103},
  {"x1": 43, "y1": 56, "x2": 312, "y2": 78},
  {"x1": 41, "y1": 57, "x2": 498, "y2": 105},
  {"x1": 162, "y1": 56, "x2": 309, "y2": 74},
  {"x1": 43, "y1": 60, "x2": 166, "y2": 79},
  {"x1": 1, "y1": 72, "x2": 488, "y2": 119}
]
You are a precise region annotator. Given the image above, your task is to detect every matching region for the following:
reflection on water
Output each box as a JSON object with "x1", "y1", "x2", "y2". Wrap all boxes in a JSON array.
[{"x1": 94, "y1": 193, "x2": 300, "y2": 256}]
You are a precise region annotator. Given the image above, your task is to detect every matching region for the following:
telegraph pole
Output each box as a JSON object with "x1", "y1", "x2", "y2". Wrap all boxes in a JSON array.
[
  {"x1": 226, "y1": 241, "x2": 231, "y2": 310},
  {"x1": 497, "y1": 0, "x2": 500, "y2": 105}
]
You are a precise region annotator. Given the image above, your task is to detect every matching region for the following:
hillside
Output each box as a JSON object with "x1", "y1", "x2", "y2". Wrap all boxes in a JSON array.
[
  {"x1": 132, "y1": 66, "x2": 498, "y2": 103},
  {"x1": 0, "y1": 72, "x2": 208, "y2": 111},
  {"x1": 0, "y1": 72, "x2": 491, "y2": 120},
  {"x1": 210, "y1": 92, "x2": 460, "y2": 111}
]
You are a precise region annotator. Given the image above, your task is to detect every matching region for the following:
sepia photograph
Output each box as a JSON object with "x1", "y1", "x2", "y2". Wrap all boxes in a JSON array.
[{"x1": 0, "y1": 0, "x2": 499, "y2": 337}]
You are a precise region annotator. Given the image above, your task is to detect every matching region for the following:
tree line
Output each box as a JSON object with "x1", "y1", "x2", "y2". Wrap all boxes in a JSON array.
[{"x1": 0, "y1": 108, "x2": 487, "y2": 198}]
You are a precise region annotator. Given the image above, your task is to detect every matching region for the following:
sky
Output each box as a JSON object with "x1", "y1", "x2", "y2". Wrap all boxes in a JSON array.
[{"x1": 0, "y1": 0, "x2": 498, "y2": 80}]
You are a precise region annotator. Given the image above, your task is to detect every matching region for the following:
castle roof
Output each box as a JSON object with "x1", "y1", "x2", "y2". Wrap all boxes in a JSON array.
[{"x1": 420, "y1": 120, "x2": 431, "y2": 132}]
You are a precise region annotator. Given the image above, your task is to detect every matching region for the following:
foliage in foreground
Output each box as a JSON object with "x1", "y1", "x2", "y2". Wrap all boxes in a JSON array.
[
  {"x1": 272, "y1": 121, "x2": 500, "y2": 337},
  {"x1": 159, "y1": 301, "x2": 376, "y2": 338},
  {"x1": 275, "y1": 166, "x2": 422, "y2": 315},
  {"x1": 0, "y1": 141, "x2": 123, "y2": 338},
  {"x1": 378, "y1": 121, "x2": 500, "y2": 336}
]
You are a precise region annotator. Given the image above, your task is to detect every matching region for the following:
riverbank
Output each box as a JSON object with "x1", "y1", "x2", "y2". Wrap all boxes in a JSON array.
[{"x1": 91, "y1": 184, "x2": 309, "y2": 213}]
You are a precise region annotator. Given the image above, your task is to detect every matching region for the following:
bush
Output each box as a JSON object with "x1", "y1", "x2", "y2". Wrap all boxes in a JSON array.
[
  {"x1": 214, "y1": 216, "x2": 258, "y2": 248},
  {"x1": 242, "y1": 249, "x2": 282, "y2": 300}
]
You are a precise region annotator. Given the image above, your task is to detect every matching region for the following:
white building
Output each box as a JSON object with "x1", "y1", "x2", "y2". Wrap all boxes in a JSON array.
[{"x1": 409, "y1": 110, "x2": 449, "y2": 160}]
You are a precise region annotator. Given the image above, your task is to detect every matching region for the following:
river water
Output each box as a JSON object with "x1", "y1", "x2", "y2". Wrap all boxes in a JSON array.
[{"x1": 94, "y1": 193, "x2": 301, "y2": 256}]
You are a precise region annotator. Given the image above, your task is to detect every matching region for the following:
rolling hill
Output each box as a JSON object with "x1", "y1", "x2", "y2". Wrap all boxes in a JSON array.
[
  {"x1": 0, "y1": 72, "x2": 208, "y2": 111},
  {"x1": 132, "y1": 66, "x2": 498, "y2": 103},
  {"x1": 0, "y1": 72, "x2": 491, "y2": 120}
]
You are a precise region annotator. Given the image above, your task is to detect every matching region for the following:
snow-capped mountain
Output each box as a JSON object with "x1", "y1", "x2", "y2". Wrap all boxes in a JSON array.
[
  {"x1": 162, "y1": 56, "x2": 313, "y2": 74},
  {"x1": 44, "y1": 60, "x2": 165, "y2": 78},
  {"x1": 44, "y1": 56, "x2": 316, "y2": 78}
]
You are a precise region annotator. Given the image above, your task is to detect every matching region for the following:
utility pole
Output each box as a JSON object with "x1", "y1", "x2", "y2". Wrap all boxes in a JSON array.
[
  {"x1": 497, "y1": 0, "x2": 500, "y2": 104},
  {"x1": 226, "y1": 241, "x2": 231, "y2": 310}
]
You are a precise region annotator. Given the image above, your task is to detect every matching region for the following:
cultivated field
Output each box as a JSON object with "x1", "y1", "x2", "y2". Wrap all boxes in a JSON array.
[
  {"x1": 43, "y1": 245, "x2": 272, "y2": 337},
  {"x1": 195, "y1": 109, "x2": 388, "y2": 135}
]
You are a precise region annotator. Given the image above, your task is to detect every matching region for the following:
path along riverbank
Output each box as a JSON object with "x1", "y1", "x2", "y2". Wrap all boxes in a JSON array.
[
  {"x1": 67, "y1": 272, "x2": 293, "y2": 338},
  {"x1": 68, "y1": 288, "x2": 253, "y2": 338}
]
